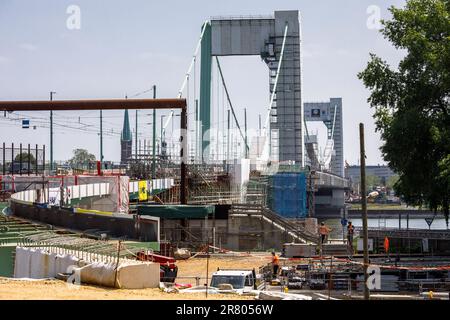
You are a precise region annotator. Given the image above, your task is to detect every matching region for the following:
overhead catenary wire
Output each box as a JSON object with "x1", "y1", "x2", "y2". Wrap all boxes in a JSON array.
[{"x1": 0, "y1": 111, "x2": 157, "y2": 139}]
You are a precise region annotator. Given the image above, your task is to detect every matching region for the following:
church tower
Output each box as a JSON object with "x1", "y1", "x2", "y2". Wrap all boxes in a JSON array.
[{"x1": 121, "y1": 109, "x2": 132, "y2": 164}]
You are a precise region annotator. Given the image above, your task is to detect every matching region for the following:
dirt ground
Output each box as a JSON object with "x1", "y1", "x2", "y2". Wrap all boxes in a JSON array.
[
  {"x1": 176, "y1": 253, "x2": 271, "y2": 285},
  {"x1": 0, "y1": 254, "x2": 271, "y2": 300}
]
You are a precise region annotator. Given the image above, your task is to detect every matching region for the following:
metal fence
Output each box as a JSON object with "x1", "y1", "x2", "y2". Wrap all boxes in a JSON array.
[{"x1": 0, "y1": 143, "x2": 45, "y2": 176}]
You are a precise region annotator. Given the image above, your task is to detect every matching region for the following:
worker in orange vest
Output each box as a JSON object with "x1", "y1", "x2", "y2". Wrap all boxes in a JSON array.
[
  {"x1": 384, "y1": 237, "x2": 390, "y2": 254},
  {"x1": 318, "y1": 222, "x2": 332, "y2": 244},
  {"x1": 271, "y1": 251, "x2": 280, "y2": 278}
]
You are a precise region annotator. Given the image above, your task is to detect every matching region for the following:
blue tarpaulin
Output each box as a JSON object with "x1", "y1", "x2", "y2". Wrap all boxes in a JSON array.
[{"x1": 269, "y1": 173, "x2": 307, "y2": 218}]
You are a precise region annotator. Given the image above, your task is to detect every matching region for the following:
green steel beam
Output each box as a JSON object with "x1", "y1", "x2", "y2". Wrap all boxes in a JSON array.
[{"x1": 199, "y1": 22, "x2": 212, "y2": 162}]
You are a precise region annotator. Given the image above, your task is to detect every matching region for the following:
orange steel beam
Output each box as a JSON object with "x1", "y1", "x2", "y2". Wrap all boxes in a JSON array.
[{"x1": 0, "y1": 98, "x2": 186, "y2": 111}]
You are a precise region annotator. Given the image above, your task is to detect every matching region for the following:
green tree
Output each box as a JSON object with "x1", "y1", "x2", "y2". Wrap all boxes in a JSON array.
[
  {"x1": 68, "y1": 149, "x2": 96, "y2": 167},
  {"x1": 358, "y1": 0, "x2": 450, "y2": 224},
  {"x1": 366, "y1": 175, "x2": 381, "y2": 190},
  {"x1": 386, "y1": 175, "x2": 399, "y2": 190},
  {"x1": 386, "y1": 175, "x2": 400, "y2": 189},
  {"x1": 14, "y1": 153, "x2": 36, "y2": 163}
]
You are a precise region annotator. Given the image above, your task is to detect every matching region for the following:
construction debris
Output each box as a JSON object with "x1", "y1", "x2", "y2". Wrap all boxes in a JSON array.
[
  {"x1": 257, "y1": 292, "x2": 312, "y2": 300},
  {"x1": 174, "y1": 248, "x2": 191, "y2": 260}
]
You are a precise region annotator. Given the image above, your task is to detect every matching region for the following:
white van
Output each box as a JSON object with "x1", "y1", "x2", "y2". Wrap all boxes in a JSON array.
[{"x1": 210, "y1": 269, "x2": 258, "y2": 294}]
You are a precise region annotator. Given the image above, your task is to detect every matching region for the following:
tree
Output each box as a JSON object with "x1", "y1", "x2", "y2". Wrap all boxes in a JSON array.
[
  {"x1": 68, "y1": 149, "x2": 96, "y2": 167},
  {"x1": 358, "y1": 0, "x2": 450, "y2": 224},
  {"x1": 366, "y1": 175, "x2": 381, "y2": 190},
  {"x1": 14, "y1": 153, "x2": 36, "y2": 163},
  {"x1": 386, "y1": 175, "x2": 400, "y2": 189}
]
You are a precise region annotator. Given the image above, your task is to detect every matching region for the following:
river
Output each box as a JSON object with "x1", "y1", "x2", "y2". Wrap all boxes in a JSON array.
[{"x1": 324, "y1": 217, "x2": 449, "y2": 239}]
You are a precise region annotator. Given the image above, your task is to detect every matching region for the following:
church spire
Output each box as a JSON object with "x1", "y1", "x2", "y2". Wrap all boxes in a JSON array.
[{"x1": 121, "y1": 109, "x2": 132, "y2": 141}]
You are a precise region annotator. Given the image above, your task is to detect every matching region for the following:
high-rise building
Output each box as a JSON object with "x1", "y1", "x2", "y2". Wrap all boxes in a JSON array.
[{"x1": 345, "y1": 165, "x2": 397, "y2": 187}]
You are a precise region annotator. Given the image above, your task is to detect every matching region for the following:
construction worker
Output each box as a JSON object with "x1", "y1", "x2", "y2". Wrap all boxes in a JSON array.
[
  {"x1": 318, "y1": 222, "x2": 332, "y2": 244},
  {"x1": 271, "y1": 251, "x2": 280, "y2": 278},
  {"x1": 384, "y1": 237, "x2": 390, "y2": 254},
  {"x1": 347, "y1": 221, "x2": 355, "y2": 252}
]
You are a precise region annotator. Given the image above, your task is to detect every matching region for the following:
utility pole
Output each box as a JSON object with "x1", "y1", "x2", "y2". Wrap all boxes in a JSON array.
[
  {"x1": 258, "y1": 114, "x2": 261, "y2": 157},
  {"x1": 135, "y1": 109, "x2": 138, "y2": 160},
  {"x1": 244, "y1": 108, "x2": 248, "y2": 159},
  {"x1": 195, "y1": 99, "x2": 199, "y2": 164},
  {"x1": 205, "y1": 230, "x2": 210, "y2": 299},
  {"x1": 359, "y1": 123, "x2": 370, "y2": 300},
  {"x1": 180, "y1": 108, "x2": 187, "y2": 205},
  {"x1": 100, "y1": 109, "x2": 103, "y2": 166},
  {"x1": 50, "y1": 91, "x2": 56, "y2": 172},
  {"x1": 226, "y1": 110, "x2": 230, "y2": 172},
  {"x1": 259, "y1": 114, "x2": 262, "y2": 136},
  {"x1": 160, "y1": 115, "x2": 166, "y2": 159},
  {"x1": 152, "y1": 85, "x2": 157, "y2": 179},
  {"x1": 160, "y1": 115, "x2": 164, "y2": 147}
]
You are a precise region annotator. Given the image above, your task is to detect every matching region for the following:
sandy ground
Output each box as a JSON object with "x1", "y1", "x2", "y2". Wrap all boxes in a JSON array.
[
  {"x1": 176, "y1": 253, "x2": 271, "y2": 285},
  {"x1": 0, "y1": 254, "x2": 271, "y2": 300}
]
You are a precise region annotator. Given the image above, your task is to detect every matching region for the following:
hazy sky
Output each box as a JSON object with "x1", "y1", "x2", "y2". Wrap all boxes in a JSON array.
[{"x1": 0, "y1": 0, "x2": 406, "y2": 165}]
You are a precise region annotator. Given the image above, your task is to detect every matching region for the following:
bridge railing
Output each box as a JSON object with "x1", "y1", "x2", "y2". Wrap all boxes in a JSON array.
[
  {"x1": 355, "y1": 227, "x2": 450, "y2": 240},
  {"x1": 314, "y1": 171, "x2": 350, "y2": 189}
]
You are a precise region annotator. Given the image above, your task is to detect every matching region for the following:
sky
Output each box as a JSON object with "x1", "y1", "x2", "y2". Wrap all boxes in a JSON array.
[{"x1": 0, "y1": 0, "x2": 407, "y2": 165}]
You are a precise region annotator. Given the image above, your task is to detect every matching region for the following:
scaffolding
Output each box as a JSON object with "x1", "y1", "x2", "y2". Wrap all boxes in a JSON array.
[{"x1": 186, "y1": 164, "x2": 241, "y2": 205}]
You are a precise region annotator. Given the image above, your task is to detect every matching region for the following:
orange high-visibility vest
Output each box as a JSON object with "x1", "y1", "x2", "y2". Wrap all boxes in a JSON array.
[
  {"x1": 272, "y1": 255, "x2": 280, "y2": 266},
  {"x1": 384, "y1": 237, "x2": 390, "y2": 253}
]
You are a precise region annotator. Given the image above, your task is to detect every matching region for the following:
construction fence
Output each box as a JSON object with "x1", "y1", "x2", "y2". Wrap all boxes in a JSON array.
[{"x1": 0, "y1": 143, "x2": 45, "y2": 176}]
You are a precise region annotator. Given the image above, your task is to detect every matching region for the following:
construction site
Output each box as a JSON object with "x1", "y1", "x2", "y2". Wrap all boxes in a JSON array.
[{"x1": 0, "y1": 8, "x2": 449, "y2": 301}]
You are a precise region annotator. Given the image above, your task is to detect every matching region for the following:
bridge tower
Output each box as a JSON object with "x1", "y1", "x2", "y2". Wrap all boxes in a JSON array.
[
  {"x1": 199, "y1": 10, "x2": 304, "y2": 165},
  {"x1": 304, "y1": 98, "x2": 344, "y2": 177}
]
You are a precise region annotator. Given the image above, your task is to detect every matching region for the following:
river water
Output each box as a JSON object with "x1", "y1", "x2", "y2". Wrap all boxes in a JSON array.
[{"x1": 325, "y1": 217, "x2": 449, "y2": 231}]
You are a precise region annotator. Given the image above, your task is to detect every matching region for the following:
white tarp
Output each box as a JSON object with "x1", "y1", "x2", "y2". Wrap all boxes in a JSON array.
[
  {"x1": 77, "y1": 260, "x2": 160, "y2": 289},
  {"x1": 119, "y1": 176, "x2": 129, "y2": 213},
  {"x1": 13, "y1": 247, "x2": 32, "y2": 278},
  {"x1": 14, "y1": 247, "x2": 160, "y2": 289},
  {"x1": 14, "y1": 247, "x2": 80, "y2": 279}
]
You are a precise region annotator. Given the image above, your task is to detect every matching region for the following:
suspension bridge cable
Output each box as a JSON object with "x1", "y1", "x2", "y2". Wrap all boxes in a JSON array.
[
  {"x1": 178, "y1": 21, "x2": 210, "y2": 99},
  {"x1": 215, "y1": 56, "x2": 249, "y2": 154},
  {"x1": 159, "y1": 21, "x2": 210, "y2": 152},
  {"x1": 263, "y1": 23, "x2": 289, "y2": 131}
]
